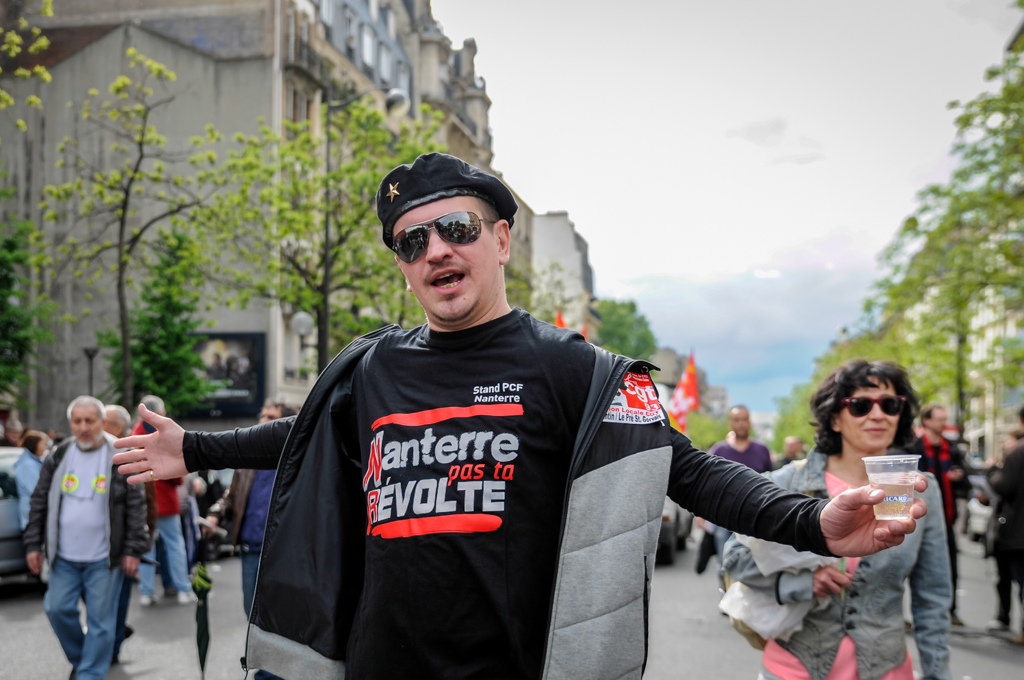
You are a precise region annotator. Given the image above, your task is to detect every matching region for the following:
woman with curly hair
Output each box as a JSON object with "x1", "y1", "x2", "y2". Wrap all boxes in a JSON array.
[{"x1": 724, "y1": 359, "x2": 951, "y2": 680}]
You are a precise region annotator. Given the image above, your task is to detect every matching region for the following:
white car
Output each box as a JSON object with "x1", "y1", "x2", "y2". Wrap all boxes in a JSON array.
[{"x1": 657, "y1": 497, "x2": 693, "y2": 564}]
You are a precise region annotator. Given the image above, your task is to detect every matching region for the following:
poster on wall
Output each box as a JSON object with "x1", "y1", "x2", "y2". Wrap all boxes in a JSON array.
[{"x1": 187, "y1": 333, "x2": 266, "y2": 419}]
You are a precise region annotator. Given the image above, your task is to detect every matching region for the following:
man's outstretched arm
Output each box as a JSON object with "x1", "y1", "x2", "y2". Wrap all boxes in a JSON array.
[
  {"x1": 666, "y1": 429, "x2": 927, "y2": 558},
  {"x1": 113, "y1": 404, "x2": 294, "y2": 483}
]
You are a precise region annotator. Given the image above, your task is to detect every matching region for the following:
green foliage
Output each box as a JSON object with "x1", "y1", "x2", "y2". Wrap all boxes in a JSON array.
[
  {"x1": 772, "y1": 379, "x2": 818, "y2": 453},
  {"x1": 199, "y1": 101, "x2": 444, "y2": 363},
  {"x1": 783, "y1": 37, "x2": 1024, "y2": 441},
  {"x1": 504, "y1": 262, "x2": 532, "y2": 312},
  {"x1": 685, "y1": 411, "x2": 731, "y2": 452},
  {"x1": 97, "y1": 228, "x2": 214, "y2": 414},
  {"x1": 0, "y1": 1, "x2": 54, "y2": 147},
  {"x1": 0, "y1": 179, "x2": 54, "y2": 407},
  {"x1": 41, "y1": 48, "x2": 222, "y2": 403},
  {"x1": 593, "y1": 298, "x2": 658, "y2": 360}
]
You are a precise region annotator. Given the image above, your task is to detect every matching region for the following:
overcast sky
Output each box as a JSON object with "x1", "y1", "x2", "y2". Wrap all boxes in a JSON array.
[{"x1": 432, "y1": 0, "x2": 1022, "y2": 412}]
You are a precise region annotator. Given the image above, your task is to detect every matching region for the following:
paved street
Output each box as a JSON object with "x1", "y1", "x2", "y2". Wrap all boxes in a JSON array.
[
  {"x1": 647, "y1": 531, "x2": 1023, "y2": 680},
  {"x1": 1, "y1": 532, "x2": 1021, "y2": 680}
]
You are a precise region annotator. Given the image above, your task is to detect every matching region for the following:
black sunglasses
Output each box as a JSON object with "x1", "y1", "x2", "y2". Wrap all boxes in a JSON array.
[
  {"x1": 392, "y1": 211, "x2": 496, "y2": 264},
  {"x1": 840, "y1": 395, "x2": 906, "y2": 418}
]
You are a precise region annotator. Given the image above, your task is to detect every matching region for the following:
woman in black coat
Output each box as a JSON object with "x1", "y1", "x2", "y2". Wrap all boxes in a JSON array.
[{"x1": 987, "y1": 405, "x2": 1024, "y2": 644}]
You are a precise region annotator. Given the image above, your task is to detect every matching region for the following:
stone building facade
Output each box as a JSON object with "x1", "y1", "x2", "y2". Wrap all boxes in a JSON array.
[{"x1": 1, "y1": 0, "x2": 533, "y2": 430}]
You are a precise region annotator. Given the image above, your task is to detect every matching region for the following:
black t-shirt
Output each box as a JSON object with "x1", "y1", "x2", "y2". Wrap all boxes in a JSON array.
[{"x1": 346, "y1": 309, "x2": 595, "y2": 680}]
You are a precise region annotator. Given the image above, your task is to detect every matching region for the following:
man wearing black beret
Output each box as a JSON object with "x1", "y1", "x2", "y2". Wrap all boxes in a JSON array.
[{"x1": 114, "y1": 152, "x2": 930, "y2": 680}]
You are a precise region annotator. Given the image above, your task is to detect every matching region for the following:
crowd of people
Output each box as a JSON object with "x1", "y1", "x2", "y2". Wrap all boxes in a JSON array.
[
  {"x1": 3, "y1": 153, "x2": 1022, "y2": 680},
  {"x1": 7, "y1": 394, "x2": 299, "y2": 680}
]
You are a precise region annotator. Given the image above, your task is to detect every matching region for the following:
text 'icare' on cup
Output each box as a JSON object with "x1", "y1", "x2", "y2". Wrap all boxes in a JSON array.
[{"x1": 863, "y1": 454, "x2": 920, "y2": 520}]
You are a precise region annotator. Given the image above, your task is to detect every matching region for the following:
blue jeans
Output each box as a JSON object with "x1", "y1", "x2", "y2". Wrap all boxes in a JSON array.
[
  {"x1": 44, "y1": 557, "x2": 124, "y2": 680},
  {"x1": 140, "y1": 515, "x2": 192, "y2": 595},
  {"x1": 240, "y1": 551, "x2": 282, "y2": 680},
  {"x1": 113, "y1": 572, "x2": 134, "y2": 654}
]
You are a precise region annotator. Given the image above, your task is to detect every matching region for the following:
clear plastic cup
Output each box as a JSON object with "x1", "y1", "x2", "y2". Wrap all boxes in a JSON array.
[{"x1": 863, "y1": 454, "x2": 920, "y2": 520}]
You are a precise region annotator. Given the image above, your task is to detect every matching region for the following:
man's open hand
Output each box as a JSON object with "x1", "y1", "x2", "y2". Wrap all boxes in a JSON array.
[
  {"x1": 112, "y1": 404, "x2": 188, "y2": 484},
  {"x1": 820, "y1": 473, "x2": 929, "y2": 557}
]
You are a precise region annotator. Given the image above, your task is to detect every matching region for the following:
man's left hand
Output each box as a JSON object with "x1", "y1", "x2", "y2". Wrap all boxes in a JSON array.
[
  {"x1": 820, "y1": 473, "x2": 928, "y2": 557},
  {"x1": 122, "y1": 555, "x2": 140, "y2": 578},
  {"x1": 948, "y1": 467, "x2": 964, "y2": 482}
]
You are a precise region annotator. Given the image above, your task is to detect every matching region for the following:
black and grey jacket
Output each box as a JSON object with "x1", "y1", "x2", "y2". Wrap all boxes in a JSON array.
[
  {"x1": 182, "y1": 325, "x2": 832, "y2": 680},
  {"x1": 23, "y1": 432, "x2": 150, "y2": 570}
]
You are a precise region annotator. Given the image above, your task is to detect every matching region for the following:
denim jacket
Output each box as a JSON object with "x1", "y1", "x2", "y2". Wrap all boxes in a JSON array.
[{"x1": 723, "y1": 451, "x2": 951, "y2": 680}]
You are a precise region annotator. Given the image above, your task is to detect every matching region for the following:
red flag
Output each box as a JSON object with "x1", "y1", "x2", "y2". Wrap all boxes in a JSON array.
[
  {"x1": 683, "y1": 352, "x2": 700, "y2": 412},
  {"x1": 668, "y1": 375, "x2": 689, "y2": 434},
  {"x1": 554, "y1": 308, "x2": 566, "y2": 328},
  {"x1": 668, "y1": 351, "x2": 700, "y2": 433}
]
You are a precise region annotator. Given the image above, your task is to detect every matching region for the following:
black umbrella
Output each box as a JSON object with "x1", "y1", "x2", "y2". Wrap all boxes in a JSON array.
[{"x1": 192, "y1": 562, "x2": 212, "y2": 678}]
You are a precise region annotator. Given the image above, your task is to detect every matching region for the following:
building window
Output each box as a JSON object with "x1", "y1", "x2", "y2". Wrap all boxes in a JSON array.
[
  {"x1": 386, "y1": 7, "x2": 397, "y2": 39},
  {"x1": 345, "y1": 8, "x2": 358, "y2": 51},
  {"x1": 379, "y1": 44, "x2": 391, "y2": 82},
  {"x1": 286, "y1": 84, "x2": 294, "y2": 122},
  {"x1": 361, "y1": 25, "x2": 375, "y2": 67},
  {"x1": 322, "y1": 0, "x2": 333, "y2": 26},
  {"x1": 293, "y1": 90, "x2": 301, "y2": 122},
  {"x1": 398, "y1": 62, "x2": 410, "y2": 97},
  {"x1": 369, "y1": 0, "x2": 379, "y2": 21}
]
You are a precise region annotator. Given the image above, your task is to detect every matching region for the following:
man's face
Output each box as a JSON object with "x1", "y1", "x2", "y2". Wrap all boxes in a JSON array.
[
  {"x1": 102, "y1": 408, "x2": 125, "y2": 438},
  {"x1": 393, "y1": 196, "x2": 511, "y2": 332},
  {"x1": 70, "y1": 405, "x2": 105, "y2": 449},
  {"x1": 784, "y1": 438, "x2": 803, "y2": 458},
  {"x1": 260, "y1": 405, "x2": 282, "y2": 424},
  {"x1": 729, "y1": 408, "x2": 751, "y2": 439},
  {"x1": 923, "y1": 408, "x2": 947, "y2": 438}
]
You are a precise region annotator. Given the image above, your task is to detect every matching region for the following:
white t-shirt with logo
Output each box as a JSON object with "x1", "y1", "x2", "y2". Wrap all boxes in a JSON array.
[{"x1": 57, "y1": 441, "x2": 110, "y2": 563}]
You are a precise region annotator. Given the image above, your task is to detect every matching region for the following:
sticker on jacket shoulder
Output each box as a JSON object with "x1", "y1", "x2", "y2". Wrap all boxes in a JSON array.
[{"x1": 604, "y1": 372, "x2": 665, "y2": 425}]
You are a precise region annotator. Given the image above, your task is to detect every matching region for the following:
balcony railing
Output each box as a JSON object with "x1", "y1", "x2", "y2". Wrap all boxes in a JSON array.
[{"x1": 288, "y1": 38, "x2": 327, "y2": 83}]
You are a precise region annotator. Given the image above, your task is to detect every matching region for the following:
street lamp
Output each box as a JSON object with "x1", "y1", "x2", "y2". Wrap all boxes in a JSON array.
[
  {"x1": 318, "y1": 86, "x2": 409, "y2": 372},
  {"x1": 83, "y1": 347, "x2": 100, "y2": 396},
  {"x1": 290, "y1": 310, "x2": 317, "y2": 352}
]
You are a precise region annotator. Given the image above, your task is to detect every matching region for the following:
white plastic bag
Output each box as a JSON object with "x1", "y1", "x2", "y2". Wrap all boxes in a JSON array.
[
  {"x1": 719, "y1": 581, "x2": 812, "y2": 641},
  {"x1": 718, "y1": 534, "x2": 839, "y2": 641},
  {"x1": 734, "y1": 533, "x2": 838, "y2": 575}
]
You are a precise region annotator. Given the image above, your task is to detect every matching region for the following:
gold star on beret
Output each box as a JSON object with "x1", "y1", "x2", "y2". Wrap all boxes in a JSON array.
[{"x1": 386, "y1": 182, "x2": 400, "y2": 202}]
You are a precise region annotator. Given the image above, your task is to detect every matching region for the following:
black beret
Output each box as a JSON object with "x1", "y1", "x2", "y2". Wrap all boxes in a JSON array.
[{"x1": 376, "y1": 152, "x2": 517, "y2": 248}]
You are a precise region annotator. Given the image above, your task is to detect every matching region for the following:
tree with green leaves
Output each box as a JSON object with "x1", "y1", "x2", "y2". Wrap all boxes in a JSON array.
[
  {"x1": 0, "y1": 177, "x2": 54, "y2": 407},
  {"x1": 97, "y1": 228, "x2": 214, "y2": 414},
  {"x1": 41, "y1": 47, "x2": 223, "y2": 404},
  {"x1": 200, "y1": 101, "x2": 443, "y2": 370},
  {"x1": 870, "y1": 42, "x2": 1024, "y2": 432},
  {"x1": 0, "y1": 0, "x2": 53, "y2": 147},
  {"x1": 685, "y1": 411, "x2": 731, "y2": 452},
  {"x1": 593, "y1": 299, "x2": 657, "y2": 360}
]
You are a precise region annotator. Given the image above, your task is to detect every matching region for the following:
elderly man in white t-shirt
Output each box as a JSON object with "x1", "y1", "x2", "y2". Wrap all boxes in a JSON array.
[{"x1": 23, "y1": 396, "x2": 149, "y2": 680}]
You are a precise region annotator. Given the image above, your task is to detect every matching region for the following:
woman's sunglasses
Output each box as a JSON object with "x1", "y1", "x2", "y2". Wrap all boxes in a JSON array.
[
  {"x1": 392, "y1": 211, "x2": 496, "y2": 264},
  {"x1": 840, "y1": 395, "x2": 906, "y2": 418}
]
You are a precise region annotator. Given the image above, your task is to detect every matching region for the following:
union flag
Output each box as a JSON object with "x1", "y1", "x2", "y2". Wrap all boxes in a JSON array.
[
  {"x1": 668, "y1": 352, "x2": 700, "y2": 433},
  {"x1": 554, "y1": 308, "x2": 567, "y2": 329}
]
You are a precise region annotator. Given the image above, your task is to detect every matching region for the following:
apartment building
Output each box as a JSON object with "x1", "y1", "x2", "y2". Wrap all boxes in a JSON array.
[{"x1": 1, "y1": 0, "x2": 533, "y2": 430}]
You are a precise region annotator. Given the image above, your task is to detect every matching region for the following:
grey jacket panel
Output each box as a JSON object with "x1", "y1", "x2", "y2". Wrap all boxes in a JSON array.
[
  {"x1": 542, "y1": 445, "x2": 671, "y2": 680},
  {"x1": 247, "y1": 625, "x2": 345, "y2": 680}
]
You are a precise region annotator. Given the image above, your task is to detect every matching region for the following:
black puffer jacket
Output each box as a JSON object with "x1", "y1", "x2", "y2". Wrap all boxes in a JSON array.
[{"x1": 989, "y1": 440, "x2": 1024, "y2": 551}]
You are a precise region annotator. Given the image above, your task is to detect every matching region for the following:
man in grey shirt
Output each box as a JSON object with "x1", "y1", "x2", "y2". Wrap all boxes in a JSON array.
[{"x1": 23, "y1": 396, "x2": 148, "y2": 680}]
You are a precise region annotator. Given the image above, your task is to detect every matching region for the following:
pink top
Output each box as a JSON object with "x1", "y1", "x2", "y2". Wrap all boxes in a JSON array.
[{"x1": 759, "y1": 472, "x2": 913, "y2": 680}]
